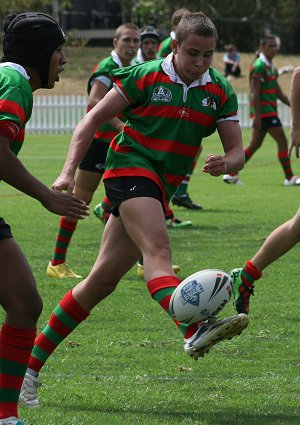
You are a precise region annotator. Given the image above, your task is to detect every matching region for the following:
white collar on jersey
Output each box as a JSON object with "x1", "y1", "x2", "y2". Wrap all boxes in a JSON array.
[
  {"x1": 0, "y1": 62, "x2": 30, "y2": 80},
  {"x1": 162, "y1": 53, "x2": 212, "y2": 87},
  {"x1": 111, "y1": 50, "x2": 135, "y2": 67},
  {"x1": 259, "y1": 52, "x2": 274, "y2": 70},
  {"x1": 170, "y1": 31, "x2": 176, "y2": 40}
]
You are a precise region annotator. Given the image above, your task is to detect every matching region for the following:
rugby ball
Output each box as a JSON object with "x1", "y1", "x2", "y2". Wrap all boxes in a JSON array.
[{"x1": 170, "y1": 269, "x2": 232, "y2": 324}]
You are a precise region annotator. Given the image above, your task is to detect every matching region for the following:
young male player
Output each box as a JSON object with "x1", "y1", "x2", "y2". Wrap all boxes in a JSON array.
[{"x1": 20, "y1": 12, "x2": 248, "y2": 409}]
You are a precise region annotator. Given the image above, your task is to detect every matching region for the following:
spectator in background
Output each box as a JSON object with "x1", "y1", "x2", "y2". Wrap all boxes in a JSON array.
[{"x1": 223, "y1": 44, "x2": 241, "y2": 79}]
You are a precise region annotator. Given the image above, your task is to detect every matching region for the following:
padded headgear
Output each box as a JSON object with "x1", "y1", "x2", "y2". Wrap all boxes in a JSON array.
[
  {"x1": 2, "y1": 12, "x2": 65, "y2": 88},
  {"x1": 140, "y1": 26, "x2": 160, "y2": 43}
]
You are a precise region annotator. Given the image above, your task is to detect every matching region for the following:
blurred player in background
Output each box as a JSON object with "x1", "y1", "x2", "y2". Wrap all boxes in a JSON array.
[
  {"x1": 223, "y1": 34, "x2": 300, "y2": 186},
  {"x1": 46, "y1": 23, "x2": 140, "y2": 279}
]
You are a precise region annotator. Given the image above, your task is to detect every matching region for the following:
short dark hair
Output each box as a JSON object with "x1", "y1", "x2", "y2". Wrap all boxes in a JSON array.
[
  {"x1": 171, "y1": 8, "x2": 190, "y2": 28},
  {"x1": 176, "y1": 12, "x2": 218, "y2": 44},
  {"x1": 114, "y1": 23, "x2": 140, "y2": 40},
  {"x1": 259, "y1": 34, "x2": 277, "y2": 47}
]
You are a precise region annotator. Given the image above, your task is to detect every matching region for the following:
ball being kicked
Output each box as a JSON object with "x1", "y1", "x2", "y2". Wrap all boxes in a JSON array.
[{"x1": 170, "y1": 269, "x2": 232, "y2": 324}]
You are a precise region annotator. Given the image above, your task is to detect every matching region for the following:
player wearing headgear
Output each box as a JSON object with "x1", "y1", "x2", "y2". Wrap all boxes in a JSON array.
[
  {"x1": 133, "y1": 25, "x2": 160, "y2": 63},
  {"x1": 0, "y1": 12, "x2": 88, "y2": 425}
]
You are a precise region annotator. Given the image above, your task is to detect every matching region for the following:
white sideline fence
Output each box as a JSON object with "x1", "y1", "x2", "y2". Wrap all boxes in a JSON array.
[{"x1": 26, "y1": 94, "x2": 291, "y2": 134}]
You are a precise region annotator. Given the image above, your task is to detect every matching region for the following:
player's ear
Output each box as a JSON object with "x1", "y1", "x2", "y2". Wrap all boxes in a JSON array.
[
  {"x1": 172, "y1": 38, "x2": 178, "y2": 53},
  {"x1": 113, "y1": 37, "x2": 117, "y2": 48}
]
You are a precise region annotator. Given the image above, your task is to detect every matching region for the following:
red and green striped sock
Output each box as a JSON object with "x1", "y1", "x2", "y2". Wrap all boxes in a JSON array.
[
  {"x1": 101, "y1": 196, "x2": 112, "y2": 213},
  {"x1": 174, "y1": 159, "x2": 196, "y2": 197},
  {"x1": 147, "y1": 276, "x2": 198, "y2": 339},
  {"x1": 28, "y1": 290, "x2": 89, "y2": 373},
  {"x1": 278, "y1": 150, "x2": 294, "y2": 180},
  {"x1": 241, "y1": 260, "x2": 262, "y2": 287},
  {"x1": 0, "y1": 324, "x2": 36, "y2": 419},
  {"x1": 51, "y1": 217, "x2": 77, "y2": 266}
]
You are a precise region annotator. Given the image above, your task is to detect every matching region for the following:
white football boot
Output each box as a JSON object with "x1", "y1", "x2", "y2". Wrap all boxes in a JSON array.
[
  {"x1": 184, "y1": 314, "x2": 249, "y2": 360},
  {"x1": 223, "y1": 174, "x2": 243, "y2": 185},
  {"x1": 284, "y1": 175, "x2": 300, "y2": 186},
  {"x1": 19, "y1": 372, "x2": 41, "y2": 408},
  {"x1": 0, "y1": 418, "x2": 27, "y2": 425}
]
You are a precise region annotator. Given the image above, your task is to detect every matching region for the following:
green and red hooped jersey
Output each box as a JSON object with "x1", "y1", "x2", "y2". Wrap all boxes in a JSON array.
[
  {"x1": 0, "y1": 64, "x2": 33, "y2": 156},
  {"x1": 249, "y1": 54, "x2": 279, "y2": 118},
  {"x1": 87, "y1": 53, "x2": 124, "y2": 143},
  {"x1": 103, "y1": 55, "x2": 239, "y2": 210},
  {"x1": 157, "y1": 36, "x2": 172, "y2": 58}
]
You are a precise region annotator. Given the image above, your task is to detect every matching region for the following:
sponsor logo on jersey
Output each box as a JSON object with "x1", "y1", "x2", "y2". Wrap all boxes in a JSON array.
[
  {"x1": 180, "y1": 280, "x2": 204, "y2": 306},
  {"x1": 202, "y1": 97, "x2": 217, "y2": 110},
  {"x1": 179, "y1": 108, "x2": 189, "y2": 118},
  {"x1": 151, "y1": 86, "x2": 172, "y2": 102}
]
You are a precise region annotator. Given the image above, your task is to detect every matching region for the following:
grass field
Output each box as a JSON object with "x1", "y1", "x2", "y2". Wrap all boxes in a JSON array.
[{"x1": 1, "y1": 130, "x2": 299, "y2": 424}]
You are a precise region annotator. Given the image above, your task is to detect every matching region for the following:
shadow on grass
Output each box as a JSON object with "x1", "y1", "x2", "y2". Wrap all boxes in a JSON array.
[{"x1": 46, "y1": 403, "x2": 299, "y2": 425}]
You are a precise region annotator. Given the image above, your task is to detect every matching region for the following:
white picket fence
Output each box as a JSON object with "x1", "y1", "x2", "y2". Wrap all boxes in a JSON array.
[{"x1": 26, "y1": 93, "x2": 291, "y2": 134}]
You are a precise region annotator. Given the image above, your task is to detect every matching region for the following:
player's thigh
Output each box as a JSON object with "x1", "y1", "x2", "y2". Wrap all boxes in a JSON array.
[
  {"x1": 268, "y1": 126, "x2": 288, "y2": 148},
  {"x1": 74, "y1": 169, "x2": 102, "y2": 201},
  {"x1": 248, "y1": 128, "x2": 266, "y2": 149},
  {"x1": 289, "y1": 206, "x2": 300, "y2": 235},
  {"x1": 89, "y1": 215, "x2": 141, "y2": 283},
  {"x1": 120, "y1": 197, "x2": 170, "y2": 256}
]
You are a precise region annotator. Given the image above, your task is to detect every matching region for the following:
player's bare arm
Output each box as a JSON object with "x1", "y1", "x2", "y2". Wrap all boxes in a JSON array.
[{"x1": 53, "y1": 88, "x2": 129, "y2": 192}]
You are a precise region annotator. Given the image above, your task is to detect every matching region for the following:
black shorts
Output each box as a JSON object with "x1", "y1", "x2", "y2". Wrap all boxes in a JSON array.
[
  {"x1": 104, "y1": 176, "x2": 163, "y2": 217},
  {"x1": 78, "y1": 140, "x2": 110, "y2": 174},
  {"x1": 0, "y1": 217, "x2": 13, "y2": 240},
  {"x1": 259, "y1": 116, "x2": 282, "y2": 131}
]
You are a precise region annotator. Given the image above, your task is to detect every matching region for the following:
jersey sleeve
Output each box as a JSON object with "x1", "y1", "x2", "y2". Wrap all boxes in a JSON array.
[
  {"x1": 110, "y1": 64, "x2": 147, "y2": 106},
  {"x1": 0, "y1": 84, "x2": 32, "y2": 129},
  {"x1": 250, "y1": 59, "x2": 266, "y2": 82}
]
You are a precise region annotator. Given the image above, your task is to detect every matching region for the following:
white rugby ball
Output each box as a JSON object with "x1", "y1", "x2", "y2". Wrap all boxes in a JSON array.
[{"x1": 170, "y1": 269, "x2": 233, "y2": 324}]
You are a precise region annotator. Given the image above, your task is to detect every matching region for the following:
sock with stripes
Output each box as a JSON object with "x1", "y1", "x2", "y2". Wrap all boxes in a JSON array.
[
  {"x1": 28, "y1": 290, "x2": 89, "y2": 374},
  {"x1": 147, "y1": 276, "x2": 198, "y2": 340},
  {"x1": 51, "y1": 217, "x2": 77, "y2": 266},
  {"x1": 174, "y1": 159, "x2": 196, "y2": 197},
  {"x1": 241, "y1": 260, "x2": 262, "y2": 288},
  {"x1": 0, "y1": 324, "x2": 36, "y2": 419},
  {"x1": 101, "y1": 196, "x2": 112, "y2": 213},
  {"x1": 278, "y1": 150, "x2": 294, "y2": 180}
]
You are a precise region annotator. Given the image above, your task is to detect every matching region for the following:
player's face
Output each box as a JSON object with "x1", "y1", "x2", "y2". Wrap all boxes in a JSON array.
[
  {"x1": 173, "y1": 34, "x2": 216, "y2": 85},
  {"x1": 261, "y1": 39, "x2": 278, "y2": 61},
  {"x1": 141, "y1": 38, "x2": 158, "y2": 61},
  {"x1": 47, "y1": 45, "x2": 66, "y2": 89},
  {"x1": 114, "y1": 29, "x2": 140, "y2": 66}
]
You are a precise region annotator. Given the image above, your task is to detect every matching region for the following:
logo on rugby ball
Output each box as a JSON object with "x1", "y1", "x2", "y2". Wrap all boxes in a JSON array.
[{"x1": 180, "y1": 280, "x2": 204, "y2": 306}]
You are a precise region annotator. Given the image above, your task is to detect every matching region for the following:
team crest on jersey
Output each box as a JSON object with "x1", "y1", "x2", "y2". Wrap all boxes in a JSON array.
[
  {"x1": 202, "y1": 97, "x2": 217, "y2": 110},
  {"x1": 180, "y1": 280, "x2": 204, "y2": 306},
  {"x1": 151, "y1": 86, "x2": 172, "y2": 102}
]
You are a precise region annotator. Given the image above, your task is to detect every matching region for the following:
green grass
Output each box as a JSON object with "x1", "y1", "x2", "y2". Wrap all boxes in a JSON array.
[{"x1": 1, "y1": 131, "x2": 300, "y2": 425}]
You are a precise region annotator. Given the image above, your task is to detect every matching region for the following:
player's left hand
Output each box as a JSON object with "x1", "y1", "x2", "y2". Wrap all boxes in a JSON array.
[
  {"x1": 52, "y1": 173, "x2": 75, "y2": 193},
  {"x1": 202, "y1": 154, "x2": 226, "y2": 176}
]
